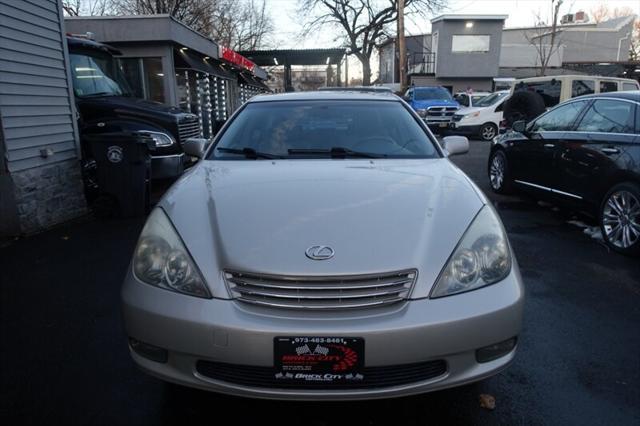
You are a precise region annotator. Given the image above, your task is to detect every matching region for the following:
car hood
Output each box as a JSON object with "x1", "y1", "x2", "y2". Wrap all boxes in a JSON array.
[
  {"x1": 160, "y1": 159, "x2": 485, "y2": 299},
  {"x1": 412, "y1": 99, "x2": 459, "y2": 109}
]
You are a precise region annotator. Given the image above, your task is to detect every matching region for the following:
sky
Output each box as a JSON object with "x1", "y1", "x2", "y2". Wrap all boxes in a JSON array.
[{"x1": 264, "y1": 0, "x2": 640, "y2": 80}]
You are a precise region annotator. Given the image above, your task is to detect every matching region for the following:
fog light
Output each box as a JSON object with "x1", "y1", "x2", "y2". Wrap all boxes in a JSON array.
[
  {"x1": 476, "y1": 337, "x2": 517, "y2": 363},
  {"x1": 129, "y1": 338, "x2": 168, "y2": 363}
]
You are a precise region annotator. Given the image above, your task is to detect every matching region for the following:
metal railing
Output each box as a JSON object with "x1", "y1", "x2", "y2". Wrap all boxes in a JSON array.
[{"x1": 407, "y1": 52, "x2": 436, "y2": 75}]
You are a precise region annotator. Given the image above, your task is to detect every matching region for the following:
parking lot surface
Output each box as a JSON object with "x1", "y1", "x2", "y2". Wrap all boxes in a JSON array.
[{"x1": 1, "y1": 140, "x2": 639, "y2": 425}]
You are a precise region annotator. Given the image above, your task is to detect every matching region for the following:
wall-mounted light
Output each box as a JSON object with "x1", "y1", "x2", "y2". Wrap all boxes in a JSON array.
[
  {"x1": 273, "y1": 57, "x2": 279, "y2": 65},
  {"x1": 204, "y1": 56, "x2": 210, "y2": 60},
  {"x1": 156, "y1": 73, "x2": 164, "y2": 77},
  {"x1": 465, "y1": 21, "x2": 474, "y2": 28},
  {"x1": 326, "y1": 56, "x2": 331, "y2": 65}
]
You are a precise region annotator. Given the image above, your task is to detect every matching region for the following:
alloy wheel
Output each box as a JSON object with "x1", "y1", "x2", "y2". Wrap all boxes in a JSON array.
[
  {"x1": 602, "y1": 190, "x2": 640, "y2": 249},
  {"x1": 481, "y1": 125, "x2": 496, "y2": 141},
  {"x1": 489, "y1": 154, "x2": 505, "y2": 190}
]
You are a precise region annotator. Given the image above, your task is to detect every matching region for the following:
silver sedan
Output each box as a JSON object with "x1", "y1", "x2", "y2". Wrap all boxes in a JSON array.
[{"x1": 122, "y1": 91, "x2": 524, "y2": 400}]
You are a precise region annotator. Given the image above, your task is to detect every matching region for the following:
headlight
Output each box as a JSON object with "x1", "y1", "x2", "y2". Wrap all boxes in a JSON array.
[
  {"x1": 431, "y1": 206, "x2": 511, "y2": 298},
  {"x1": 416, "y1": 108, "x2": 427, "y2": 117},
  {"x1": 133, "y1": 208, "x2": 211, "y2": 298},
  {"x1": 141, "y1": 131, "x2": 175, "y2": 147},
  {"x1": 461, "y1": 112, "x2": 481, "y2": 120}
]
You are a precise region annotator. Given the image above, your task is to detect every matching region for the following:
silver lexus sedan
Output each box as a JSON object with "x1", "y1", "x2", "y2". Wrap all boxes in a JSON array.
[{"x1": 122, "y1": 91, "x2": 524, "y2": 400}]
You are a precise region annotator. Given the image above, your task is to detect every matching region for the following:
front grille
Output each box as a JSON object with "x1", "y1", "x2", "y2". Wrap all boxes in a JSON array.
[
  {"x1": 224, "y1": 270, "x2": 416, "y2": 310},
  {"x1": 178, "y1": 116, "x2": 201, "y2": 142},
  {"x1": 426, "y1": 106, "x2": 458, "y2": 118},
  {"x1": 196, "y1": 360, "x2": 447, "y2": 390}
]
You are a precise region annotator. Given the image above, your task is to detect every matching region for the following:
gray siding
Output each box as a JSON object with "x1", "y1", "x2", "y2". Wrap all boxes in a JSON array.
[
  {"x1": 0, "y1": 0, "x2": 78, "y2": 172},
  {"x1": 432, "y1": 19, "x2": 504, "y2": 79}
]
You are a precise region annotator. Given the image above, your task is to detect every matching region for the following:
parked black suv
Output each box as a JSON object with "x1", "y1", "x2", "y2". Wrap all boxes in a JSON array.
[
  {"x1": 488, "y1": 91, "x2": 640, "y2": 255},
  {"x1": 67, "y1": 36, "x2": 201, "y2": 198}
]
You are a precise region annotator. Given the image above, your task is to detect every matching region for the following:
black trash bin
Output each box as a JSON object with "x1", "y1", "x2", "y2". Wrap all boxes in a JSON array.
[{"x1": 84, "y1": 132, "x2": 152, "y2": 218}]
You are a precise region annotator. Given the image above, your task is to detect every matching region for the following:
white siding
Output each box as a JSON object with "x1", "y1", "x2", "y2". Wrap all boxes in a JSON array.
[{"x1": 0, "y1": 0, "x2": 78, "y2": 172}]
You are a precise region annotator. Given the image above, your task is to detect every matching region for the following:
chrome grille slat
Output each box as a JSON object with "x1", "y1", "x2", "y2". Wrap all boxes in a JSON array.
[
  {"x1": 225, "y1": 270, "x2": 416, "y2": 310},
  {"x1": 178, "y1": 117, "x2": 201, "y2": 143}
]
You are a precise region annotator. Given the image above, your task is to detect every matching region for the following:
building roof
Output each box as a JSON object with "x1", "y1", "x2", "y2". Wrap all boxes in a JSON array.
[
  {"x1": 431, "y1": 14, "x2": 508, "y2": 23},
  {"x1": 65, "y1": 15, "x2": 220, "y2": 59},
  {"x1": 238, "y1": 49, "x2": 346, "y2": 66}
]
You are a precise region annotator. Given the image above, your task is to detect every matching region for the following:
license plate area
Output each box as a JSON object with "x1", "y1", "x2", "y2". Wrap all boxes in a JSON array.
[{"x1": 274, "y1": 336, "x2": 364, "y2": 383}]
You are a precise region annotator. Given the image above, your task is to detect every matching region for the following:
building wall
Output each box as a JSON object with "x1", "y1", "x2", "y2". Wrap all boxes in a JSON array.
[
  {"x1": 432, "y1": 19, "x2": 504, "y2": 79},
  {"x1": 0, "y1": 0, "x2": 86, "y2": 235}
]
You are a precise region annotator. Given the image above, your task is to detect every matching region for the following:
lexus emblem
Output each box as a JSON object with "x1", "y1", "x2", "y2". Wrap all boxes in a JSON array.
[{"x1": 305, "y1": 245, "x2": 334, "y2": 260}]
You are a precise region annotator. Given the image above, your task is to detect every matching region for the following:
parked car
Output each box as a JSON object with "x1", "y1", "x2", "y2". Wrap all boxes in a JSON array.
[
  {"x1": 489, "y1": 91, "x2": 640, "y2": 255},
  {"x1": 450, "y1": 91, "x2": 510, "y2": 141},
  {"x1": 403, "y1": 86, "x2": 460, "y2": 133},
  {"x1": 67, "y1": 36, "x2": 202, "y2": 200},
  {"x1": 502, "y1": 75, "x2": 640, "y2": 128},
  {"x1": 454, "y1": 91, "x2": 491, "y2": 108},
  {"x1": 123, "y1": 91, "x2": 523, "y2": 400}
]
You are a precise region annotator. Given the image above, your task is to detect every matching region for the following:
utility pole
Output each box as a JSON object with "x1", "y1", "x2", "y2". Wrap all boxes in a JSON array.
[
  {"x1": 398, "y1": 0, "x2": 406, "y2": 90},
  {"x1": 345, "y1": 54, "x2": 349, "y2": 87}
]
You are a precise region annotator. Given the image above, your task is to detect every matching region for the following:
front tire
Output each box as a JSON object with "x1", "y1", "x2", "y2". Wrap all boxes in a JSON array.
[
  {"x1": 479, "y1": 123, "x2": 498, "y2": 141},
  {"x1": 488, "y1": 150, "x2": 513, "y2": 194},
  {"x1": 600, "y1": 182, "x2": 640, "y2": 256}
]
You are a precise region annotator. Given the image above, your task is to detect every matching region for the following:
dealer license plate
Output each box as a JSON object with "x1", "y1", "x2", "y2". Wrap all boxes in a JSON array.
[{"x1": 274, "y1": 336, "x2": 364, "y2": 383}]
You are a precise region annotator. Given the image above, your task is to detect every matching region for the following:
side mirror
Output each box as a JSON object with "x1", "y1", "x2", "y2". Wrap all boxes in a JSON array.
[
  {"x1": 512, "y1": 120, "x2": 527, "y2": 133},
  {"x1": 441, "y1": 136, "x2": 469, "y2": 156},
  {"x1": 182, "y1": 137, "x2": 207, "y2": 159}
]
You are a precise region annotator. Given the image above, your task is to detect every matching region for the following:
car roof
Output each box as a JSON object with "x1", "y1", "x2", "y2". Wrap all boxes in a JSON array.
[
  {"x1": 319, "y1": 86, "x2": 393, "y2": 93},
  {"x1": 576, "y1": 91, "x2": 640, "y2": 102},
  {"x1": 517, "y1": 74, "x2": 638, "y2": 83},
  {"x1": 249, "y1": 91, "x2": 400, "y2": 103}
]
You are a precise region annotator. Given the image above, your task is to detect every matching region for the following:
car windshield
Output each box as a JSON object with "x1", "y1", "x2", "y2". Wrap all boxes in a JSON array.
[
  {"x1": 69, "y1": 52, "x2": 133, "y2": 97},
  {"x1": 474, "y1": 92, "x2": 509, "y2": 107},
  {"x1": 208, "y1": 100, "x2": 439, "y2": 160},
  {"x1": 414, "y1": 88, "x2": 452, "y2": 101}
]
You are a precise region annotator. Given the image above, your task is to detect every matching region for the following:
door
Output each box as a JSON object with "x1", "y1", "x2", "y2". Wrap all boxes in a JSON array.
[
  {"x1": 555, "y1": 99, "x2": 638, "y2": 208},
  {"x1": 509, "y1": 100, "x2": 589, "y2": 192}
]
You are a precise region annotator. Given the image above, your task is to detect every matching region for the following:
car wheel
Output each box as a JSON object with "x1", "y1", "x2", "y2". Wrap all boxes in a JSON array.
[
  {"x1": 480, "y1": 123, "x2": 498, "y2": 141},
  {"x1": 600, "y1": 182, "x2": 640, "y2": 256},
  {"x1": 488, "y1": 150, "x2": 513, "y2": 194}
]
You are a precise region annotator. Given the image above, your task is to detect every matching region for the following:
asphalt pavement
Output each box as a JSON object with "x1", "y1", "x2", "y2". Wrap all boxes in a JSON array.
[{"x1": 1, "y1": 140, "x2": 639, "y2": 426}]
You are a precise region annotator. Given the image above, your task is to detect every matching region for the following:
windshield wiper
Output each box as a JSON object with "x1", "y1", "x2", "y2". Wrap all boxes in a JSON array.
[
  {"x1": 82, "y1": 92, "x2": 117, "y2": 98},
  {"x1": 216, "y1": 147, "x2": 279, "y2": 159},
  {"x1": 288, "y1": 147, "x2": 385, "y2": 158}
]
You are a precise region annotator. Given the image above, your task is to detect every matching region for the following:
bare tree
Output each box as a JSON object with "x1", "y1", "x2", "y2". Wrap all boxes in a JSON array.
[
  {"x1": 210, "y1": 0, "x2": 274, "y2": 50},
  {"x1": 525, "y1": 0, "x2": 563, "y2": 77},
  {"x1": 630, "y1": 19, "x2": 640, "y2": 61},
  {"x1": 62, "y1": 0, "x2": 110, "y2": 16},
  {"x1": 111, "y1": 0, "x2": 273, "y2": 50},
  {"x1": 298, "y1": 0, "x2": 445, "y2": 86}
]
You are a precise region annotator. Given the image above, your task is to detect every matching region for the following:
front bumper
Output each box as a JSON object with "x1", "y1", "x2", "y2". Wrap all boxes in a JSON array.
[
  {"x1": 447, "y1": 123, "x2": 482, "y2": 136},
  {"x1": 121, "y1": 266, "x2": 524, "y2": 400},
  {"x1": 151, "y1": 153, "x2": 185, "y2": 179}
]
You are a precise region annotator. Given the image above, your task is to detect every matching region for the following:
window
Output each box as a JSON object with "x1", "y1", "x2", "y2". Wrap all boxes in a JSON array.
[
  {"x1": 471, "y1": 95, "x2": 486, "y2": 104},
  {"x1": 210, "y1": 101, "x2": 439, "y2": 159},
  {"x1": 70, "y1": 52, "x2": 131, "y2": 97},
  {"x1": 475, "y1": 91, "x2": 509, "y2": 108},
  {"x1": 414, "y1": 87, "x2": 452, "y2": 101},
  {"x1": 599, "y1": 81, "x2": 618, "y2": 93},
  {"x1": 530, "y1": 100, "x2": 588, "y2": 132},
  {"x1": 572, "y1": 80, "x2": 594, "y2": 97},
  {"x1": 451, "y1": 35, "x2": 490, "y2": 53},
  {"x1": 117, "y1": 57, "x2": 165, "y2": 103},
  {"x1": 516, "y1": 80, "x2": 562, "y2": 108},
  {"x1": 143, "y1": 58, "x2": 165, "y2": 103},
  {"x1": 575, "y1": 100, "x2": 635, "y2": 134},
  {"x1": 623, "y1": 82, "x2": 639, "y2": 91}
]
